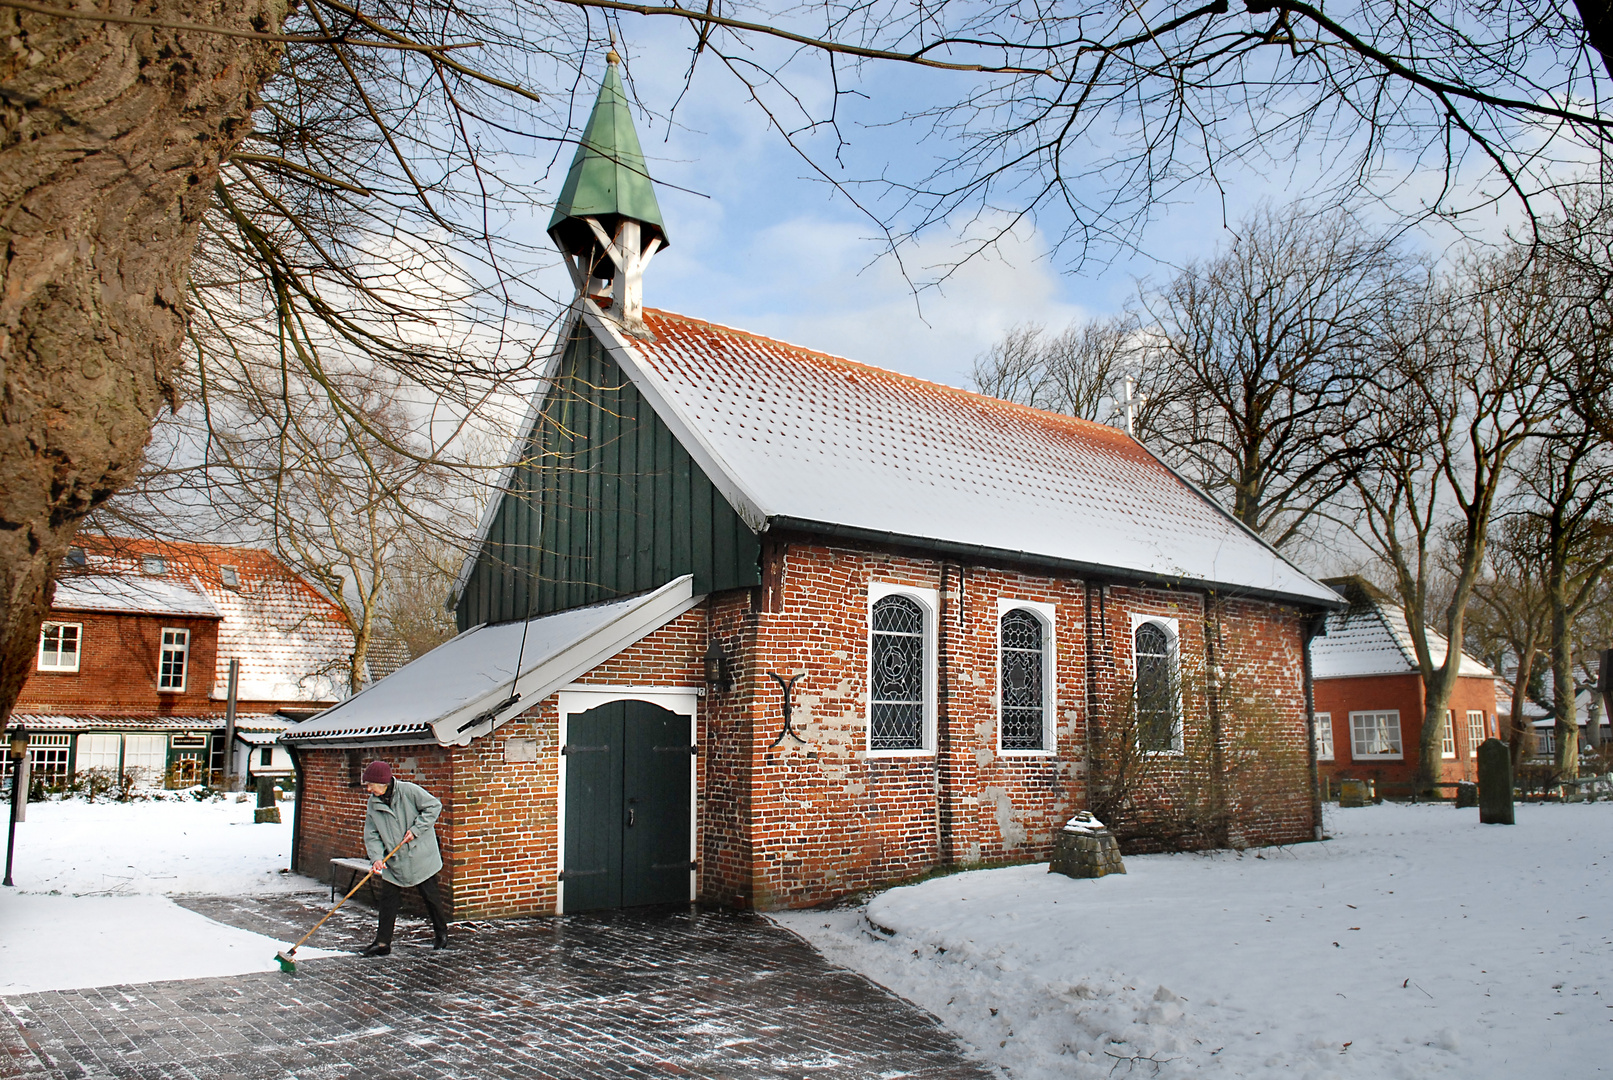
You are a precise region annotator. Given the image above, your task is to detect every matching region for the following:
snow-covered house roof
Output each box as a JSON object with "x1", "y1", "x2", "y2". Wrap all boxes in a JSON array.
[
  {"x1": 51, "y1": 574, "x2": 220, "y2": 619},
  {"x1": 1311, "y1": 577, "x2": 1494, "y2": 680},
  {"x1": 65, "y1": 539, "x2": 356, "y2": 704},
  {"x1": 8, "y1": 712, "x2": 284, "y2": 733},
  {"x1": 285, "y1": 576, "x2": 700, "y2": 747},
  {"x1": 453, "y1": 307, "x2": 1342, "y2": 612}
]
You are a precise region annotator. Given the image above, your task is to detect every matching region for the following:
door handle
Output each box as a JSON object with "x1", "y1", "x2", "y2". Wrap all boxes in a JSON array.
[{"x1": 627, "y1": 808, "x2": 635, "y2": 827}]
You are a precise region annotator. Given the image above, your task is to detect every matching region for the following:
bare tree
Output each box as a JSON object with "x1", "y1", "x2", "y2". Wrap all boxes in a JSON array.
[
  {"x1": 1134, "y1": 206, "x2": 1413, "y2": 547},
  {"x1": 1516, "y1": 417, "x2": 1613, "y2": 777},
  {"x1": 1351, "y1": 248, "x2": 1559, "y2": 794},
  {"x1": 1468, "y1": 516, "x2": 1554, "y2": 767},
  {"x1": 971, "y1": 316, "x2": 1135, "y2": 423}
]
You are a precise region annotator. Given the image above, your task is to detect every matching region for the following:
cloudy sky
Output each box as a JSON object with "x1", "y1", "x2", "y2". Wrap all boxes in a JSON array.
[{"x1": 494, "y1": 34, "x2": 1539, "y2": 395}]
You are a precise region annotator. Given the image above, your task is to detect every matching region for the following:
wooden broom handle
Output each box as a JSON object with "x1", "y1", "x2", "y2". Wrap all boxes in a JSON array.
[{"x1": 287, "y1": 835, "x2": 411, "y2": 955}]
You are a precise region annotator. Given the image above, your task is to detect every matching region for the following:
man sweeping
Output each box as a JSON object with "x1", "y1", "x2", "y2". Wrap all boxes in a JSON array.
[{"x1": 360, "y1": 761, "x2": 448, "y2": 956}]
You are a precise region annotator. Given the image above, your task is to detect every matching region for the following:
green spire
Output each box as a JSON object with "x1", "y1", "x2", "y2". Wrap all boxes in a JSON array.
[{"x1": 547, "y1": 54, "x2": 668, "y2": 258}]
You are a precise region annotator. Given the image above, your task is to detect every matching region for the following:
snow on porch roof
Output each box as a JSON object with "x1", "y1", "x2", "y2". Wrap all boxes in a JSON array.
[
  {"x1": 587, "y1": 308, "x2": 1341, "y2": 609},
  {"x1": 284, "y1": 576, "x2": 701, "y2": 748}
]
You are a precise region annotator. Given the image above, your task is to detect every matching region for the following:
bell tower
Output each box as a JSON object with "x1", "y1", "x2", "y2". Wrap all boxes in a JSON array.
[{"x1": 548, "y1": 51, "x2": 668, "y2": 337}]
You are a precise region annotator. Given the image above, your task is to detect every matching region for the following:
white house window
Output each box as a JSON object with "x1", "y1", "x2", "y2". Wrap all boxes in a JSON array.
[
  {"x1": 37, "y1": 622, "x2": 81, "y2": 672},
  {"x1": 1133, "y1": 619, "x2": 1181, "y2": 752},
  {"x1": 1467, "y1": 710, "x2": 1486, "y2": 756},
  {"x1": 141, "y1": 555, "x2": 166, "y2": 575},
  {"x1": 999, "y1": 602, "x2": 1054, "y2": 752},
  {"x1": 260, "y1": 747, "x2": 273, "y2": 767},
  {"x1": 1314, "y1": 712, "x2": 1334, "y2": 761},
  {"x1": 219, "y1": 565, "x2": 240, "y2": 590},
  {"x1": 158, "y1": 628, "x2": 189, "y2": 692},
  {"x1": 1441, "y1": 710, "x2": 1456, "y2": 758},
  {"x1": 1350, "y1": 710, "x2": 1402, "y2": 760},
  {"x1": 868, "y1": 585, "x2": 937, "y2": 753}
]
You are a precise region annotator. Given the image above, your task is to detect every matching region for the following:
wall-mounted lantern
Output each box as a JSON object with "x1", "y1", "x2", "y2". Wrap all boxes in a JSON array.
[{"x1": 703, "y1": 639, "x2": 732, "y2": 694}]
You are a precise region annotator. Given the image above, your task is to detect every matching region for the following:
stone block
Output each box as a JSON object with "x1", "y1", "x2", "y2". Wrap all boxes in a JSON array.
[
  {"x1": 1049, "y1": 813, "x2": 1125, "y2": 879},
  {"x1": 1455, "y1": 781, "x2": 1478, "y2": 808},
  {"x1": 255, "y1": 807, "x2": 282, "y2": 824},
  {"x1": 1338, "y1": 778, "x2": 1372, "y2": 807}
]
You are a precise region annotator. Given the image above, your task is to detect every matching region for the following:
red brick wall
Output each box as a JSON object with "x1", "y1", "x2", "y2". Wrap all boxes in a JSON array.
[
  {"x1": 16, "y1": 610, "x2": 221, "y2": 715},
  {"x1": 1315, "y1": 673, "x2": 1499, "y2": 790},
  {"x1": 292, "y1": 541, "x2": 1322, "y2": 918}
]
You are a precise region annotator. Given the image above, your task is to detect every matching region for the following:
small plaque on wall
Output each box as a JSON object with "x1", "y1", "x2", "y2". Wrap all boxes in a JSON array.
[{"x1": 504, "y1": 738, "x2": 538, "y2": 763}]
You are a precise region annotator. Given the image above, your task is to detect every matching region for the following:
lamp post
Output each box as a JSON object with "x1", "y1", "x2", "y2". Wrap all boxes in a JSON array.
[{"x1": 4, "y1": 724, "x2": 28, "y2": 887}]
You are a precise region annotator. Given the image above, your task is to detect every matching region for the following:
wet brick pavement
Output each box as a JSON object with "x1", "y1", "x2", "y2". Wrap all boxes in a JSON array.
[{"x1": 1, "y1": 896, "x2": 996, "y2": 1079}]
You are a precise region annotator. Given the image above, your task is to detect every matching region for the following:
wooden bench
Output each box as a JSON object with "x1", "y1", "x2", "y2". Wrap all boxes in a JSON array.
[{"x1": 329, "y1": 857, "x2": 379, "y2": 903}]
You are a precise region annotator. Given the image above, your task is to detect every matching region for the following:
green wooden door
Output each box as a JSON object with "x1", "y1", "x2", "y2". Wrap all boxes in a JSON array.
[{"x1": 563, "y1": 700, "x2": 692, "y2": 913}]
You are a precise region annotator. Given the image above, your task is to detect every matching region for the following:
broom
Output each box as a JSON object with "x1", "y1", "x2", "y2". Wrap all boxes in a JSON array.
[{"x1": 275, "y1": 835, "x2": 410, "y2": 973}]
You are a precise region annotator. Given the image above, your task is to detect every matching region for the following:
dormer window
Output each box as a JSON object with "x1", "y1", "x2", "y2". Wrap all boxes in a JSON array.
[
  {"x1": 219, "y1": 565, "x2": 240, "y2": 589},
  {"x1": 141, "y1": 555, "x2": 166, "y2": 576},
  {"x1": 65, "y1": 546, "x2": 87, "y2": 568}
]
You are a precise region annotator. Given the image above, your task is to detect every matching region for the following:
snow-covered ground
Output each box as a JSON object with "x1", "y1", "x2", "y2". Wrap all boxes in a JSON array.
[
  {"x1": 772, "y1": 802, "x2": 1613, "y2": 1080},
  {"x1": 0, "y1": 797, "x2": 336, "y2": 995}
]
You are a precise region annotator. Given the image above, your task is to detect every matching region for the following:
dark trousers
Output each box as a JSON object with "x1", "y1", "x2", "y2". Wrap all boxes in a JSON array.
[{"x1": 376, "y1": 874, "x2": 447, "y2": 944}]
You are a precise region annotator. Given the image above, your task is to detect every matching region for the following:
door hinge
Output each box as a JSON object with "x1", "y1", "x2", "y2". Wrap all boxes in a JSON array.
[
  {"x1": 558, "y1": 869, "x2": 608, "y2": 881},
  {"x1": 562, "y1": 744, "x2": 610, "y2": 755},
  {"x1": 653, "y1": 744, "x2": 699, "y2": 755},
  {"x1": 651, "y1": 860, "x2": 699, "y2": 871}
]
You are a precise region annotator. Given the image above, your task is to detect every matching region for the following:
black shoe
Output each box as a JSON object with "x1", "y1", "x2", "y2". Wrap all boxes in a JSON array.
[
  {"x1": 433, "y1": 932, "x2": 449, "y2": 950},
  {"x1": 360, "y1": 941, "x2": 391, "y2": 957}
]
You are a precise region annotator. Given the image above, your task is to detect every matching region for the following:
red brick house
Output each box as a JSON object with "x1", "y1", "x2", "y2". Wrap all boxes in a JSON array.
[
  {"x1": 1311, "y1": 577, "x2": 1499, "y2": 793},
  {"x1": 5, "y1": 539, "x2": 354, "y2": 788},
  {"x1": 282, "y1": 57, "x2": 1344, "y2": 918}
]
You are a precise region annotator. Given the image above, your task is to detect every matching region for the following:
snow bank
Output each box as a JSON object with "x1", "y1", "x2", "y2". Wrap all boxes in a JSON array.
[
  {"x1": 772, "y1": 802, "x2": 1613, "y2": 1079},
  {"x1": 0, "y1": 798, "x2": 343, "y2": 996},
  {"x1": 0, "y1": 894, "x2": 342, "y2": 994},
  {"x1": 3, "y1": 796, "x2": 319, "y2": 897}
]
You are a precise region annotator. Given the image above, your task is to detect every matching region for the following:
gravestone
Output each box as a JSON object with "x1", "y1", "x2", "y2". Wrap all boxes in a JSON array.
[
  {"x1": 254, "y1": 777, "x2": 281, "y2": 824},
  {"x1": 1338, "y1": 778, "x2": 1372, "y2": 808},
  {"x1": 1049, "y1": 812, "x2": 1125, "y2": 879},
  {"x1": 1477, "y1": 738, "x2": 1514, "y2": 825},
  {"x1": 1455, "y1": 781, "x2": 1478, "y2": 808}
]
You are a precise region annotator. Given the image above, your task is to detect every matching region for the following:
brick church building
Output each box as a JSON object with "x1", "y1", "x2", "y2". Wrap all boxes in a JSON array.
[{"x1": 284, "y1": 54, "x2": 1344, "y2": 918}]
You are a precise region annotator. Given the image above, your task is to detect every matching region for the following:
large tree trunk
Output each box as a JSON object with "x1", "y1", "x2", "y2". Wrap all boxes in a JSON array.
[{"x1": 0, "y1": 1, "x2": 285, "y2": 723}]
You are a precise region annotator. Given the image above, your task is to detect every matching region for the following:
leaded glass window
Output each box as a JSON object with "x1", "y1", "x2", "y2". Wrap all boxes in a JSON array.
[
  {"x1": 1134, "y1": 622, "x2": 1178, "y2": 751},
  {"x1": 1000, "y1": 609, "x2": 1045, "y2": 750},
  {"x1": 870, "y1": 595, "x2": 925, "y2": 750}
]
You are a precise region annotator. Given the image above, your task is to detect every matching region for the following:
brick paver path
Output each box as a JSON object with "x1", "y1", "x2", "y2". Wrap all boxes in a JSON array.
[{"x1": 1, "y1": 897, "x2": 995, "y2": 1079}]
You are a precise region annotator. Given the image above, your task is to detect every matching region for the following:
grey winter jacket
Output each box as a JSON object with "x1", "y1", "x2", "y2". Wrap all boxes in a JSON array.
[{"x1": 364, "y1": 779, "x2": 444, "y2": 887}]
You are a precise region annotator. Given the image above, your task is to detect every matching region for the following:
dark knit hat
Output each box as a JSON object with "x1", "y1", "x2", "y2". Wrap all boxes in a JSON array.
[{"x1": 362, "y1": 760, "x2": 393, "y2": 785}]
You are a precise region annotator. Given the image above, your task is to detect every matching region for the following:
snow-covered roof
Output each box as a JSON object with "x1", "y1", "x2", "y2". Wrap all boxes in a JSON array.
[
  {"x1": 7, "y1": 712, "x2": 283, "y2": 733},
  {"x1": 285, "y1": 576, "x2": 700, "y2": 747},
  {"x1": 66, "y1": 539, "x2": 356, "y2": 705},
  {"x1": 51, "y1": 574, "x2": 220, "y2": 619},
  {"x1": 570, "y1": 308, "x2": 1340, "y2": 608},
  {"x1": 1311, "y1": 578, "x2": 1493, "y2": 679}
]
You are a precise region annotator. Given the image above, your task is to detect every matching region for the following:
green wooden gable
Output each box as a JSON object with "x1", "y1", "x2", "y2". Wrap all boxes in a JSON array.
[{"x1": 456, "y1": 324, "x2": 760, "y2": 629}]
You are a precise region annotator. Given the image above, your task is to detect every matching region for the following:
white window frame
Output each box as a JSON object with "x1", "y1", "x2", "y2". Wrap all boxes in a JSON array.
[
  {"x1": 867, "y1": 582, "x2": 939, "y2": 756},
  {"x1": 1314, "y1": 711, "x2": 1334, "y2": 761},
  {"x1": 1129, "y1": 614, "x2": 1183, "y2": 755},
  {"x1": 1349, "y1": 710, "x2": 1403, "y2": 760},
  {"x1": 996, "y1": 599, "x2": 1057, "y2": 756},
  {"x1": 37, "y1": 621, "x2": 82, "y2": 672},
  {"x1": 158, "y1": 627, "x2": 190, "y2": 692},
  {"x1": 1467, "y1": 710, "x2": 1486, "y2": 757},
  {"x1": 1441, "y1": 709, "x2": 1457, "y2": 759}
]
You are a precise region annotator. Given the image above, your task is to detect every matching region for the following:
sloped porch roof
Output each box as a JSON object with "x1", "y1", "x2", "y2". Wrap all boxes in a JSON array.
[{"x1": 284, "y1": 576, "x2": 701, "y2": 748}]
